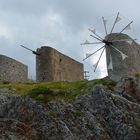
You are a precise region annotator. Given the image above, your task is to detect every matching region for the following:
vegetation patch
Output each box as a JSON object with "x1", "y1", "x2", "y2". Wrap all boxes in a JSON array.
[
  {"x1": 0, "y1": 80, "x2": 11, "y2": 85},
  {"x1": 135, "y1": 121, "x2": 140, "y2": 130},
  {"x1": 134, "y1": 72, "x2": 140, "y2": 77},
  {"x1": 75, "y1": 110, "x2": 83, "y2": 117},
  {"x1": 0, "y1": 78, "x2": 116, "y2": 103}
]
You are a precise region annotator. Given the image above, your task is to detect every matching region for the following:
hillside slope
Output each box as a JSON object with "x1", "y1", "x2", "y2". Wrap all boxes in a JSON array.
[{"x1": 0, "y1": 77, "x2": 140, "y2": 140}]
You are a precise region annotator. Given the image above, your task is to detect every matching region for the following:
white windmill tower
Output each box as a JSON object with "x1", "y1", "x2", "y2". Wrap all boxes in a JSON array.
[{"x1": 81, "y1": 13, "x2": 140, "y2": 81}]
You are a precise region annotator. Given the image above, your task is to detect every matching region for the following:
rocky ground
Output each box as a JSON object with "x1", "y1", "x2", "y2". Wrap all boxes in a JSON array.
[{"x1": 0, "y1": 77, "x2": 140, "y2": 140}]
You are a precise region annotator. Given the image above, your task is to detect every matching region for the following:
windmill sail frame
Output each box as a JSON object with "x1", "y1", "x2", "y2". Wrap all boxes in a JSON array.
[{"x1": 81, "y1": 12, "x2": 134, "y2": 72}]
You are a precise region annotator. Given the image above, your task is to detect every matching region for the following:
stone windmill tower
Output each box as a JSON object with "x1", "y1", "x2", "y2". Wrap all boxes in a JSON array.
[
  {"x1": 36, "y1": 46, "x2": 84, "y2": 82},
  {"x1": 20, "y1": 45, "x2": 84, "y2": 82},
  {"x1": 105, "y1": 33, "x2": 140, "y2": 81},
  {"x1": 81, "y1": 13, "x2": 140, "y2": 81}
]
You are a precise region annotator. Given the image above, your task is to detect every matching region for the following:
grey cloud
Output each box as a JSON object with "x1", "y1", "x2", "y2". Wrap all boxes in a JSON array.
[
  {"x1": 0, "y1": 0, "x2": 49, "y2": 16},
  {"x1": 0, "y1": 0, "x2": 140, "y2": 80}
]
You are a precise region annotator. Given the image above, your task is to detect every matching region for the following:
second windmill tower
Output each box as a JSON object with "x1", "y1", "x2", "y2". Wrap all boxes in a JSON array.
[{"x1": 81, "y1": 12, "x2": 140, "y2": 81}]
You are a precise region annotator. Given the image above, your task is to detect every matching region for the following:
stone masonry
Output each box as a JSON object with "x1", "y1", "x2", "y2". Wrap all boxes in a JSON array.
[
  {"x1": 105, "y1": 33, "x2": 140, "y2": 81},
  {"x1": 36, "y1": 46, "x2": 84, "y2": 82},
  {"x1": 0, "y1": 54, "x2": 28, "y2": 82}
]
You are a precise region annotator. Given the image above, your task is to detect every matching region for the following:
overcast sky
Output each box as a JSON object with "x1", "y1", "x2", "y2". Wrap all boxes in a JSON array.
[{"x1": 0, "y1": 0, "x2": 140, "y2": 80}]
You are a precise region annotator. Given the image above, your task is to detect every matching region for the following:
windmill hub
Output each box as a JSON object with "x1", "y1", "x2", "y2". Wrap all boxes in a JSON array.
[{"x1": 102, "y1": 39, "x2": 112, "y2": 46}]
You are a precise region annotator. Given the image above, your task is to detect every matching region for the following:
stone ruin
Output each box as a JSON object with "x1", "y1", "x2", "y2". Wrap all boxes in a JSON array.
[
  {"x1": 106, "y1": 33, "x2": 140, "y2": 81},
  {"x1": 36, "y1": 46, "x2": 84, "y2": 82},
  {"x1": 0, "y1": 47, "x2": 84, "y2": 83},
  {"x1": 0, "y1": 54, "x2": 28, "y2": 82},
  {"x1": 1, "y1": 33, "x2": 140, "y2": 83}
]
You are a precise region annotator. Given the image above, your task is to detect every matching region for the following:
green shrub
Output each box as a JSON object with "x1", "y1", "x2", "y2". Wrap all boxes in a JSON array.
[
  {"x1": 27, "y1": 87, "x2": 53, "y2": 98},
  {"x1": 36, "y1": 94, "x2": 45, "y2": 101},
  {"x1": 27, "y1": 87, "x2": 54, "y2": 103},
  {"x1": 135, "y1": 121, "x2": 140, "y2": 130},
  {"x1": 135, "y1": 72, "x2": 140, "y2": 77},
  {"x1": 75, "y1": 110, "x2": 83, "y2": 117},
  {"x1": 31, "y1": 87, "x2": 52, "y2": 94},
  {"x1": 1, "y1": 80, "x2": 11, "y2": 84}
]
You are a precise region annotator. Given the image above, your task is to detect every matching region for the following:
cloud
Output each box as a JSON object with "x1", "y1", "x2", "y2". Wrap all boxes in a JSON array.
[
  {"x1": 0, "y1": 0, "x2": 140, "y2": 80},
  {"x1": 0, "y1": 0, "x2": 49, "y2": 16}
]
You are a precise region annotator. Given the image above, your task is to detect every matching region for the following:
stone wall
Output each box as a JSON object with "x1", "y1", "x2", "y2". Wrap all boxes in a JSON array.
[
  {"x1": 36, "y1": 46, "x2": 84, "y2": 82},
  {"x1": 0, "y1": 55, "x2": 28, "y2": 82},
  {"x1": 105, "y1": 33, "x2": 140, "y2": 81}
]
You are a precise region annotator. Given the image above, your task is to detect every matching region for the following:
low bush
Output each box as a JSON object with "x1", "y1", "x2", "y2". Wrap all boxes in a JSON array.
[{"x1": 134, "y1": 72, "x2": 140, "y2": 77}]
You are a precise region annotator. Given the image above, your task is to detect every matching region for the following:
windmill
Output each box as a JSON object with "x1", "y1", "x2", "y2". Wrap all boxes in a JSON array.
[
  {"x1": 81, "y1": 12, "x2": 136, "y2": 80},
  {"x1": 20, "y1": 45, "x2": 40, "y2": 55}
]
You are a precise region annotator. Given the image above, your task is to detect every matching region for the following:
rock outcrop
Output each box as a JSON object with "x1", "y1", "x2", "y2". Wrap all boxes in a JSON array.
[{"x1": 0, "y1": 77, "x2": 140, "y2": 140}]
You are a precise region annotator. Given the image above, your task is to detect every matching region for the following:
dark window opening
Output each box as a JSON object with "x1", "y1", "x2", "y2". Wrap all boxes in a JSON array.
[{"x1": 59, "y1": 58, "x2": 62, "y2": 63}]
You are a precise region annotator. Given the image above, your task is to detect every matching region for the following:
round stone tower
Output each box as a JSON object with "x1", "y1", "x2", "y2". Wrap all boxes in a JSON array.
[
  {"x1": 36, "y1": 46, "x2": 54, "y2": 82},
  {"x1": 36, "y1": 46, "x2": 84, "y2": 82},
  {"x1": 105, "y1": 33, "x2": 140, "y2": 81}
]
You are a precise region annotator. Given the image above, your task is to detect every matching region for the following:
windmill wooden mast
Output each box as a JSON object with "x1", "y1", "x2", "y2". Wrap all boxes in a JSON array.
[{"x1": 20, "y1": 45, "x2": 40, "y2": 55}]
